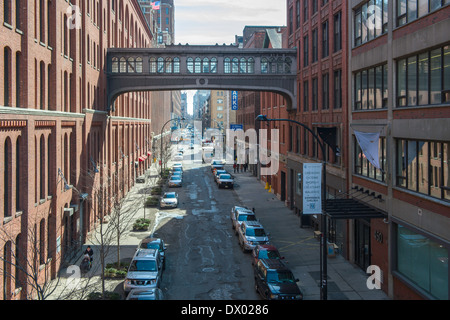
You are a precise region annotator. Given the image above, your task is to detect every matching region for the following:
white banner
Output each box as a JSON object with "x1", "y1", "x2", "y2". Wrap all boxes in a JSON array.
[
  {"x1": 302, "y1": 163, "x2": 322, "y2": 214},
  {"x1": 354, "y1": 130, "x2": 381, "y2": 170}
]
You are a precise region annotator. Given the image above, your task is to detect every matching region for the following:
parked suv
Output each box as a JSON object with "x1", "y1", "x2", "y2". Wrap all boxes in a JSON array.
[
  {"x1": 237, "y1": 221, "x2": 269, "y2": 252},
  {"x1": 123, "y1": 248, "x2": 163, "y2": 295},
  {"x1": 254, "y1": 259, "x2": 303, "y2": 300},
  {"x1": 230, "y1": 206, "x2": 257, "y2": 233}
]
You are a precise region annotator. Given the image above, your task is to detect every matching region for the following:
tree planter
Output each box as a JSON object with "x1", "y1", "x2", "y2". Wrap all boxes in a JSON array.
[{"x1": 132, "y1": 218, "x2": 151, "y2": 231}]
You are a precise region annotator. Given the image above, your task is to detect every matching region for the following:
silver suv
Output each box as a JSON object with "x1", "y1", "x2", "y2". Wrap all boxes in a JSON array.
[
  {"x1": 230, "y1": 206, "x2": 257, "y2": 234},
  {"x1": 123, "y1": 248, "x2": 163, "y2": 295},
  {"x1": 238, "y1": 221, "x2": 269, "y2": 252}
]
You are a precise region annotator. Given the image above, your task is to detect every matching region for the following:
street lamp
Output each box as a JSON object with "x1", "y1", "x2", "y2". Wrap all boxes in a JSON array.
[
  {"x1": 256, "y1": 114, "x2": 330, "y2": 300},
  {"x1": 160, "y1": 117, "x2": 185, "y2": 176}
]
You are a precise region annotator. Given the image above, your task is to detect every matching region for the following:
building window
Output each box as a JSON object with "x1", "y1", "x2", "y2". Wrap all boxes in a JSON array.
[
  {"x1": 396, "y1": 139, "x2": 450, "y2": 201},
  {"x1": 173, "y1": 57, "x2": 180, "y2": 73},
  {"x1": 157, "y1": 57, "x2": 164, "y2": 73},
  {"x1": 396, "y1": 0, "x2": 450, "y2": 27},
  {"x1": 303, "y1": 35, "x2": 309, "y2": 67},
  {"x1": 397, "y1": 45, "x2": 450, "y2": 107},
  {"x1": 195, "y1": 57, "x2": 201, "y2": 73},
  {"x1": 354, "y1": 135, "x2": 386, "y2": 182},
  {"x1": 289, "y1": 6, "x2": 293, "y2": 35},
  {"x1": 396, "y1": 224, "x2": 449, "y2": 300},
  {"x1": 312, "y1": 28, "x2": 318, "y2": 63},
  {"x1": 334, "y1": 69, "x2": 342, "y2": 109},
  {"x1": 322, "y1": 20, "x2": 329, "y2": 58},
  {"x1": 312, "y1": 0, "x2": 318, "y2": 14},
  {"x1": 211, "y1": 57, "x2": 218, "y2": 73},
  {"x1": 304, "y1": 0, "x2": 309, "y2": 20},
  {"x1": 303, "y1": 80, "x2": 309, "y2": 111},
  {"x1": 296, "y1": 0, "x2": 301, "y2": 28},
  {"x1": 4, "y1": 47, "x2": 11, "y2": 106},
  {"x1": 312, "y1": 78, "x2": 318, "y2": 110},
  {"x1": 334, "y1": 11, "x2": 342, "y2": 52},
  {"x1": 16, "y1": 0, "x2": 21, "y2": 30},
  {"x1": 224, "y1": 58, "x2": 231, "y2": 73},
  {"x1": 4, "y1": 138, "x2": 12, "y2": 217},
  {"x1": 4, "y1": 0, "x2": 12, "y2": 24},
  {"x1": 232, "y1": 58, "x2": 239, "y2": 74},
  {"x1": 354, "y1": 0, "x2": 388, "y2": 47},
  {"x1": 322, "y1": 73, "x2": 329, "y2": 110},
  {"x1": 354, "y1": 63, "x2": 388, "y2": 110}
]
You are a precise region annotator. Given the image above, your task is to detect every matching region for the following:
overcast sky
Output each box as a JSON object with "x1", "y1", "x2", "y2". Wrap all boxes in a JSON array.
[{"x1": 174, "y1": 0, "x2": 287, "y2": 45}]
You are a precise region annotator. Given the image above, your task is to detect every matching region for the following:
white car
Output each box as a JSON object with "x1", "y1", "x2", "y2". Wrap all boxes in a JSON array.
[
  {"x1": 160, "y1": 192, "x2": 178, "y2": 208},
  {"x1": 168, "y1": 175, "x2": 182, "y2": 187},
  {"x1": 173, "y1": 155, "x2": 183, "y2": 162},
  {"x1": 172, "y1": 163, "x2": 183, "y2": 169}
]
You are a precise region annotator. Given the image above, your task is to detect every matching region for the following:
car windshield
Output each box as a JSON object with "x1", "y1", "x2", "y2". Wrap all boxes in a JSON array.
[
  {"x1": 267, "y1": 270, "x2": 296, "y2": 283},
  {"x1": 140, "y1": 242, "x2": 159, "y2": 250},
  {"x1": 238, "y1": 214, "x2": 256, "y2": 222},
  {"x1": 170, "y1": 176, "x2": 180, "y2": 180},
  {"x1": 220, "y1": 174, "x2": 231, "y2": 179},
  {"x1": 246, "y1": 228, "x2": 266, "y2": 237},
  {"x1": 129, "y1": 260, "x2": 157, "y2": 272},
  {"x1": 259, "y1": 250, "x2": 281, "y2": 259},
  {"x1": 164, "y1": 194, "x2": 176, "y2": 199}
]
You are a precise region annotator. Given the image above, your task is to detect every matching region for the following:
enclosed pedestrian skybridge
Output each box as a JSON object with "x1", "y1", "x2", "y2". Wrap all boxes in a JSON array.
[{"x1": 106, "y1": 44, "x2": 297, "y2": 112}]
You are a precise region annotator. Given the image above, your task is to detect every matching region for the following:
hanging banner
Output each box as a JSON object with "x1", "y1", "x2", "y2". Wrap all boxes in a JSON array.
[
  {"x1": 231, "y1": 91, "x2": 238, "y2": 110},
  {"x1": 354, "y1": 130, "x2": 381, "y2": 170},
  {"x1": 302, "y1": 163, "x2": 322, "y2": 214}
]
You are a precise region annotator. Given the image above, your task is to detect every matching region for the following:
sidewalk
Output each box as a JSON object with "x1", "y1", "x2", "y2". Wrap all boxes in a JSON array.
[{"x1": 229, "y1": 166, "x2": 390, "y2": 300}]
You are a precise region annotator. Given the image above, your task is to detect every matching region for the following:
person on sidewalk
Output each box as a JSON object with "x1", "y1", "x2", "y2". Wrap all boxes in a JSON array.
[
  {"x1": 84, "y1": 246, "x2": 94, "y2": 263},
  {"x1": 233, "y1": 163, "x2": 237, "y2": 173}
]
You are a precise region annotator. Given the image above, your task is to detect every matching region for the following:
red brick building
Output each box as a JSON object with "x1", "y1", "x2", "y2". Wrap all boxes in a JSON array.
[{"x1": 0, "y1": 0, "x2": 170, "y2": 300}]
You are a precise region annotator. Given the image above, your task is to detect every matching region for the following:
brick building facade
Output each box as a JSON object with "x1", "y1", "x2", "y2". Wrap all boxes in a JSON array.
[{"x1": 0, "y1": 0, "x2": 170, "y2": 300}]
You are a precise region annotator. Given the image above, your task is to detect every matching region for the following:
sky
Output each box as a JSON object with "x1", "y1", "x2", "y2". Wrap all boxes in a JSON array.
[{"x1": 173, "y1": 0, "x2": 287, "y2": 114}]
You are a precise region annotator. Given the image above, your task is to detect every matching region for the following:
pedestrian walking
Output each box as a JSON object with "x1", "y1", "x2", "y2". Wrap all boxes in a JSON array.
[{"x1": 233, "y1": 163, "x2": 237, "y2": 173}]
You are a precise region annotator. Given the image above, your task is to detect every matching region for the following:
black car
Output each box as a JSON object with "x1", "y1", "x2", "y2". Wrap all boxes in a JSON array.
[{"x1": 254, "y1": 259, "x2": 303, "y2": 300}]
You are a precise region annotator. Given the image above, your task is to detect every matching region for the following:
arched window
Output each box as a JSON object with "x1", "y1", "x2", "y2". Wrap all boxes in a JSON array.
[
  {"x1": 149, "y1": 57, "x2": 156, "y2": 73},
  {"x1": 187, "y1": 57, "x2": 194, "y2": 73},
  {"x1": 47, "y1": 135, "x2": 51, "y2": 196},
  {"x1": 248, "y1": 58, "x2": 255, "y2": 74},
  {"x1": 202, "y1": 58, "x2": 210, "y2": 73},
  {"x1": 119, "y1": 57, "x2": 126, "y2": 73},
  {"x1": 194, "y1": 58, "x2": 201, "y2": 73},
  {"x1": 173, "y1": 57, "x2": 180, "y2": 73},
  {"x1": 16, "y1": 137, "x2": 21, "y2": 212},
  {"x1": 277, "y1": 57, "x2": 284, "y2": 73},
  {"x1": 112, "y1": 57, "x2": 118, "y2": 73},
  {"x1": 232, "y1": 58, "x2": 239, "y2": 73},
  {"x1": 127, "y1": 57, "x2": 135, "y2": 72},
  {"x1": 284, "y1": 57, "x2": 292, "y2": 73},
  {"x1": 261, "y1": 57, "x2": 268, "y2": 74},
  {"x1": 157, "y1": 57, "x2": 164, "y2": 73},
  {"x1": 136, "y1": 57, "x2": 143, "y2": 73},
  {"x1": 3, "y1": 241, "x2": 12, "y2": 300},
  {"x1": 40, "y1": 135, "x2": 45, "y2": 200},
  {"x1": 165, "y1": 57, "x2": 173, "y2": 73},
  {"x1": 4, "y1": 138, "x2": 12, "y2": 217},
  {"x1": 211, "y1": 58, "x2": 218, "y2": 73},
  {"x1": 269, "y1": 57, "x2": 277, "y2": 74},
  {"x1": 39, "y1": 219, "x2": 46, "y2": 264},
  {"x1": 224, "y1": 58, "x2": 231, "y2": 73},
  {"x1": 239, "y1": 58, "x2": 247, "y2": 73}
]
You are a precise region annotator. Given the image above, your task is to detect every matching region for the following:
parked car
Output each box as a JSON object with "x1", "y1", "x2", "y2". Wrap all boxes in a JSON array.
[
  {"x1": 172, "y1": 167, "x2": 183, "y2": 176},
  {"x1": 211, "y1": 159, "x2": 225, "y2": 171},
  {"x1": 172, "y1": 163, "x2": 183, "y2": 169},
  {"x1": 160, "y1": 192, "x2": 178, "y2": 209},
  {"x1": 214, "y1": 169, "x2": 228, "y2": 183},
  {"x1": 168, "y1": 175, "x2": 182, "y2": 187},
  {"x1": 138, "y1": 238, "x2": 167, "y2": 269},
  {"x1": 173, "y1": 155, "x2": 183, "y2": 162},
  {"x1": 230, "y1": 206, "x2": 257, "y2": 232},
  {"x1": 126, "y1": 288, "x2": 165, "y2": 300},
  {"x1": 237, "y1": 221, "x2": 269, "y2": 252},
  {"x1": 253, "y1": 259, "x2": 302, "y2": 300},
  {"x1": 251, "y1": 245, "x2": 284, "y2": 266},
  {"x1": 217, "y1": 173, "x2": 234, "y2": 189},
  {"x1": 123, "y1": 248, "x2": 163, "y2": 295}
]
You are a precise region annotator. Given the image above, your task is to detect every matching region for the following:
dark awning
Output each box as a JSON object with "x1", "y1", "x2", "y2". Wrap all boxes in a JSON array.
[{"x1": 325, "y1": 198, "x2": 386, "y2": 220}]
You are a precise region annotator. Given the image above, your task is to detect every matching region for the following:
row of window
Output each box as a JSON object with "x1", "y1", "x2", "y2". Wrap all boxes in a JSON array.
[
  {"x1": 302, "y1": 69, "x2": 342, "y2": 112},
  {"x1": 353, "y1": 44, "x2": 450, "y2": 110},
  {"x1": 289, "y1": 0, "x2": 330, "y2": 35},
  {"x1": 352, "y1": 136, "x2": 450, "y2": 201},
  {"x1": 111, "y1": 56, "x2": 293, "y2": 75}
]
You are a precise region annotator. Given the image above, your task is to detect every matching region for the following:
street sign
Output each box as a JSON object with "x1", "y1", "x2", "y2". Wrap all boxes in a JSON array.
[
  {"x1": 231, "y1": 91, "x2": 238, "y2": 110},
  {"x1": 302, "y1": 163, "x2": 322, "y2": 214},
  {"x1": 230, "y1": 124, "x2": 243, "y2": 131}
]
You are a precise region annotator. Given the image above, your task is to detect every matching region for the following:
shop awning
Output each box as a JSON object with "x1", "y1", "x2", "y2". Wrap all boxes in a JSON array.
[{"x1": 325, "y1": 198, "x2": 386, "y2": 220}]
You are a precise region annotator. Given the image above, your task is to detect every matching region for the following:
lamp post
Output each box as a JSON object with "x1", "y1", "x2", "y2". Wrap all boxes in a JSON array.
[
  {"x1": 160, "y1": 117, "x2": 185, "y2": 176},
  {"x1": 255, "y1": 115, "x2": 329, "y2": 300}
]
